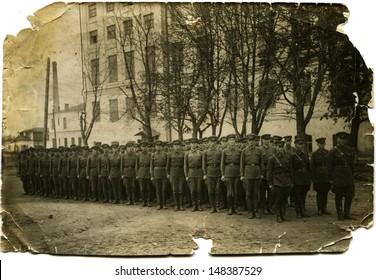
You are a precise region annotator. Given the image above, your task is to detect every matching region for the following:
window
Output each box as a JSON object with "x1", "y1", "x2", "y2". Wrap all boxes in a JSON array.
[
  {"x1": 52, "y1": 139, "x2": 57, "y2": 148},
  {"x1": 124, "y1": 51, "x2": 134, "y2": 79},
  {"x1": 92, "y1": 101, "x2": 101, "y2": 122},
  {"x1": 88, "y1": 4, "x2": 96, "y2": 18},
  {"x1": 91, "y1": 58, "x2": 99, "y2": 86},
  {"x1": 89, "y1": 30, "x2": 98, "y2": 44},
  {"x1": 58, "y1": 118, "x2": 60, "y2": 126},
  {"x1": 107, "y1": 25, "x2": 116, "y2": 40},
  {"x1": 58, "y1": 138, "x2": 61, "y2": 145},
  {"x1": 146, "y1": 45, "x2": 156, "y2": 73},
  {"x1": 71, "y1": 137, "x2": 75, "y2": 146},
  {"x1": 64, "y1": 138, "x2": 68, "y2": 147},
  {"x1": 108, "y1": 55, "x2": 118, "y2": 82},
  {"x1": 106, "y1": 3, "x2": 115, "y2": 12},
  {"x1": 51, "y1": 118, "x2": 55, "y2": 130},
  {"x1": 144, "y1": 13, "x2": 154, "y2": 30},
  {"x1": 63, "y1": 117, "x2": 67, "y2": 129},
  {"x1": 78, "y1": 137, "x2": 82, "y2": 146},
  {"x1": 123, "y1": 19, "x2": 133, "y2": 37},
  {"x1": 109, "y1": 99, "x2": 119, "y2": 122}
]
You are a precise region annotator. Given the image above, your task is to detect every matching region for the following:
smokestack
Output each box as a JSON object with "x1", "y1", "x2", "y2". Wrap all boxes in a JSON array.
[{"x1": 52, "y1": 61, "x2": 60, "y2": 112}]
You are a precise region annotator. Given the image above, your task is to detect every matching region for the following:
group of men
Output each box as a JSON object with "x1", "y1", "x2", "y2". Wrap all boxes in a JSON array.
[{"x1": 17, "y1": 131, "x2": 356, "y2": 223}]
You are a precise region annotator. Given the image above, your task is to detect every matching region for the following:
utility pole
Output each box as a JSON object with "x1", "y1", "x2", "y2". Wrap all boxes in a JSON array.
[{"x1": 43, "y1": 57, "x2": 50, "y2": 148}]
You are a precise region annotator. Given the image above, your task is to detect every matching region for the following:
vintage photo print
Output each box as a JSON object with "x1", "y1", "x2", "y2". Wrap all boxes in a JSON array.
[{"x1": 1, "y1": 0, "x2": 374, "y2": 263}]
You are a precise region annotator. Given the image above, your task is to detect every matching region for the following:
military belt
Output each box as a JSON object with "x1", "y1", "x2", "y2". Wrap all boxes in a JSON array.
[
  {"x1": 189, "y1": 166, "x2": 202, "y2": 169},
  {"x1": 246, "y1": 164, "x2": 259, "y2": 166},
  {"x1": 124, "y1": 166, "x2": 135, "y2": 168},
  {"x1": 208, "y1": 164, "x2": 219, "y2": 167},
  {"x1": 139, "y1": 165, "x2": 150, "y2": 167},
  {"x1": 227, "y1": 163, "x2": 239, "y2": 166},
  {"x1": 154, "y1": 165, "x2": 166, "y2": 167},
  {"x1": 274, "y1": 171, "x2": 289, "y2": 175},
  {"x1": 171, "y1": 165, "x2": 183, "y2": 167},
  {"x1": 295, "y1": 168, "x2": 307, "y2": 171}
]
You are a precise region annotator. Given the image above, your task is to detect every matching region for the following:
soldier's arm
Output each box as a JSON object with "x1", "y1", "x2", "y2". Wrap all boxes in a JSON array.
[
  {"x1": 184, "y1": 152, "x2": 188, "y2": 178},
  {"x1": 202, "y1": 151, "x2": 207, "y2": 176},
  {"x1": 326, "y1": 150, "x2": 334, "y2": 182},
  {"x1": 107, "y1": 157, "x2": 111, "y2": 176},
  {"x1": 150, "y1": 154, "x2": 154, "y2": 179},
  {"x1": 67, "y1": 157, "x2": 70, "y2": 174},
  {"x1": 166, "y1": 153, "x2": 171, "y2": 176},
  {"x1": 120, "y1": 154, "x2": 124, "y2": 177},
  {"x1": 135, "y1": 155, "x2": 139, "y2": 176},
  {"x1": 266, "y1": 156, "x2": 273, "y2": 185},
  {"x1": 49, "y1": 158, "x2": 52, "y2": 174},
  {"x1": 86, "y1": 157, "x2": 90, "y2": 178},
  {"x1": 58, "y1": 158, "x2": 61, "y2": 175},
  {"x1": 220, "y1": 150, "x2": 225, "y2": 177},
  {"x1": 259, "y1": 149, "x2": 264, "y2": 177},
  {"x1": 76, "y1": 158, "x2": 80, "y2": 177},
  {"x1": 239, "y1": 150, "x2": 245, "y2": 178}
]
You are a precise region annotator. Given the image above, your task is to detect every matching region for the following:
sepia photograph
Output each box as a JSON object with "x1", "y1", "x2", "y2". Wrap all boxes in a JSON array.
[{"x1": 1, "y1": 0, "x2": 374, "y2": 261}]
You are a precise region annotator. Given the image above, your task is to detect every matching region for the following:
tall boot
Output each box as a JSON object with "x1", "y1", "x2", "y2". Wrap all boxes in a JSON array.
[
  {"x1": 316, "y1": 194, "x2": 322, "y2": 216},
  {"x1": 276, "y1": 211, "x2": 283, "y2": 223},
  {"x1": 209, "y1": 193, "x2": 215, "y2": 213},
  {"x1": 173, "y1": 193, "x2": 179, "y2": 211},
  {"x1": 179, "y1": 194, "x2": 185, "y2": 211},
  {"x1": 197, "y1": 200, "x2": 204, "y2": 211},
  {"x1": 191, "y1": 202, "x2": 197, "y2": 212},
  {"x1": 322, "y1": 193, "x2": 330, "y2": 215},
  {"x1": 162, "y1": 192, "x2": 167, "y2": 209},
  {"x1": 335, "y1": 194, "x2": 344, "y2": 220},
  {"x1": 281, "y1": 207, "x2": 290, "y2": 221},
  {"x1": 344, "y1": 196, "x2": 356, "y2": 220}
]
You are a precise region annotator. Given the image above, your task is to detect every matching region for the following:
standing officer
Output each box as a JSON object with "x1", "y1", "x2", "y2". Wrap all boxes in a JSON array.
[
  {"x1": 136, "y1": 141, "x2": 152, "y2": 206},
  {"x1": 284, "y1": 135, "x2": 295, "y2": 207},
  {"x1": 240, "y1": 134, "x2": 264, "y2": 219},
  {"x1": 108, "y1": 141, "x2": 122, "y2": 204},
  {"x1": 260, "y1": 134, "x2": 276, "y2": 215},
  {"x1": 67, "y1": 146, "x2": 79, "y2": 200},
  {"x1": 17, "y1": 151, "x2": 29, "y2": 195},
  {"x1": 184, "y1": 138, "x2": 204, "y2": 211},
  {"x1": 49, "y1": 148, "x2": 60, "y2": 198},
  {"x1": 77, "y1": 145, "x2": 89, "y2": 201},
  {"x1": 121, "y1": 141, "x2": 137, "y2": 205},
  {"x1": 150, "y1": 140, "x2": 169, "y2": 210},
  {"x1": 203, "y1": 136, "x2": 222, "y2": 213},
  {"x1": 267, "y1": 139, "x2": 293, "y2": 223},
  {"x1": 311, "y1": 137, "x2": 331, "y2": 216},
  {"x1": 167, "y1": 140, "x2": 185, "y2": 211},
  {"x1": 290, "y1": 137, "x2": 311, "y2": 218},
  {"x1": 58, "y1": 147, "x2": 69, "y2": 198},
  {"x1": 327, "y1": 132, "x2": 355, "y2": 220},
  {"x1": 221, "y1": 134, "x2": 242, "y2": 215},
  {"x1": 87, "y1": 145, "x2": 100, "y2": 202},
  {"x1": 39, "y1": 148, "x2": 50, "y2": 197},
  {"x1": 99, "y1": 143, "x2": 111, "y2": 203},
  {"x1": 26, "y1": 147, "x2": 37, "y2": 195}
]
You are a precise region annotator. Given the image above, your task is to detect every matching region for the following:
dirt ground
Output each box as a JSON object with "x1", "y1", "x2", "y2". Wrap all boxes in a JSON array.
[{"x1": 1, "y1": 156, "x2": 373, "y2": 256}]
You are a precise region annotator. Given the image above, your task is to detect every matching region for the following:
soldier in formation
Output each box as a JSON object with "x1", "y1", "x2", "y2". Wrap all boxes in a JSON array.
[{"x1": 17, "y1": 131, "x2": 356, "y2": 222}]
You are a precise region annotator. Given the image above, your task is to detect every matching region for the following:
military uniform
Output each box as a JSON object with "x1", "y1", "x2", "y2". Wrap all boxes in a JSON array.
[
  {"x1": 108, "y1": 142, "x2": 122, "y2": 204},
  {"x1": 136, "y1": 142, "x2": 152, "y2": 206},
  {"x1": 167, "y1": 140, "x2": 186, "y2": 211},
  {"x1": 240, "y1": 134, "x2": 264, "y2": 218},
  {"x1": 67, "y1": 147, "x2": 79, "y2": 199},
  {"x1": 99, "y1": 144, "x2": 111, "y2": 202},
  {"x1": 18, "y1": 151, "x2": 29, "y2": 195},
  {"x1": 26, "y1": 149, "x2": 37, "y2": 195},
  {"x1": 49, "y1": 149, "x2": 60, "y2": 198},
  {"x1": 260, "y1": 134, "x2": 276, "y2": 214},
  {"x1": 150, "y1": 141, "x2": 168, "y2": 210},
  {"x1": 290, "y1": 138, "x2": 311, "y2": 218},
  {"x1": 184, "y1": 138, "x2": 204, "y2": 211},
  {"x1": 58, "y1": 149, "x2": 69, "y2": 198},
  {"x1": 121, "y1": 142, "x2": 137, "y2": 205},
  {"x1": 221, "y1": 134, "x2": 242, "y2": 215},
  {"x1": 327, "y1": 132, "x2": 355, "y2": 220},
  {"x1": 87, "y1": 146, "x2": 100, "y2": 201},
  {"x1": 203, "y1": 136, "x2": 222, "y2": 213},
  {"x1": 38, "y1": 150, "x2": 50, "y2": 197},
  {"x1": 266, "y1": 139, "x2": 293, "y2": 222},
  {"x1": 311, "y1": 138, "x2": 331, "y2": 215},
  {"x1": 77, "y1": 146, "x2": 89, "y2": 201},
  {"x1": 284, "y1": 135, "x2": 296, "y2": 207}
]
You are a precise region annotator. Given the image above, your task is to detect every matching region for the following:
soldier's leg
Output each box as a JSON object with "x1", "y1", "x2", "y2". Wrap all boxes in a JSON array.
[
  {"x1": 294, "y1": 185, "x2": 303, "y2": 217},
  {"x1": 111, "y1": 177, "x2": 120, "y2": 204},
  {"x1": 72, "y1": 177, "x2": 79, "y2": 200},
  {"x1": 301, "y1": 184, "x2": 310, "y2": 214},
  {"x1": 233, "y1": 177, "x2": 242, "y2": 215},
  {"x1": 281, "y1": 186, "x2": 291, "y2": 221},
  {"x1": 253, "y1": 179, "x2": 261, "y2": 218},
  {"x1": 273, "y1": 186, "x2": 283, "y2": 223},
  {"x1": 188, "y1": 178, "x2": 198, "y2": 211},
  {"x1": 322, "y1": 183, "x2": 332, "y2": 214},
  {"x1": 197, "y1": 178, "x2": 204, "y2": 211},
  {"x1": 124, "y1": 177, "x2": 133, "y2": 205},
  {"x1": 170, "y1": 176, "x2": 179, "y2": 211},
  {"x1": 20, "y1": 176, "x2": 28, "y2": 195},
  {"x1": 119, "y1": 179, "x2": 126, "y2": 203},
  {"x1": 184, "y1": 180, "x2": 192, "y2": 207},
  {"x1": 225, "y1": 177, "x2": 234, "y2": 215},
  {"x1": 259, "y1": 178, "x2": 268, "y2": 214},
  {"x1": 219, "y1": 180, "x2": 227, "y2": 209},
  {"x1": 154, "y1": 179, "x2": 162, "y2": 209},
  {"x1": 344, "y1": 184, "x2": 355, "y2": 219},
  {"x1": 238, "y1": 180, "x2": 246, "y2": 211},
  {"x1": 333, "y1": 186, "x2": 345, "y2": 220},
  {"x1": 244, "y1": 180, "x2": 253, "y2": 218},
  {"x1": 207, "y1": 177, "x2": 215, "y2": 213},
  {"x1": 314, "y1": 183, "x2": 322, "y2": 215},
  {"x1": 161, "y1": 178, "x2": 168, "y2": 209},
  {"x1": 178, "y1": 176, "x2": 185, "y2": 211},
  {"x1": 43, "y1": 177, "x2": 50, "y2": 197}
]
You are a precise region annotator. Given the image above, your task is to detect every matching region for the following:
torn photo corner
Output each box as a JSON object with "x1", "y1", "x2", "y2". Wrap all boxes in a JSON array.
[{"x1": 1, "y1": 1, "x2": 374, "y2": 256}]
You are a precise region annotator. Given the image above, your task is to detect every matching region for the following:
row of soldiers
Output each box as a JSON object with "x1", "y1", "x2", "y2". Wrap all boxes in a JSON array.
[{"x1": 17, "y1": 131, "x2": 356, "y2": 222}]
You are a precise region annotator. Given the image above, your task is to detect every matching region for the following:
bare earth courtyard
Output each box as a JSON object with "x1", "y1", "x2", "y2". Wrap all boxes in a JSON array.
[{"x1": 1, "y1": 159, "x2": 373, "y2": 256}]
